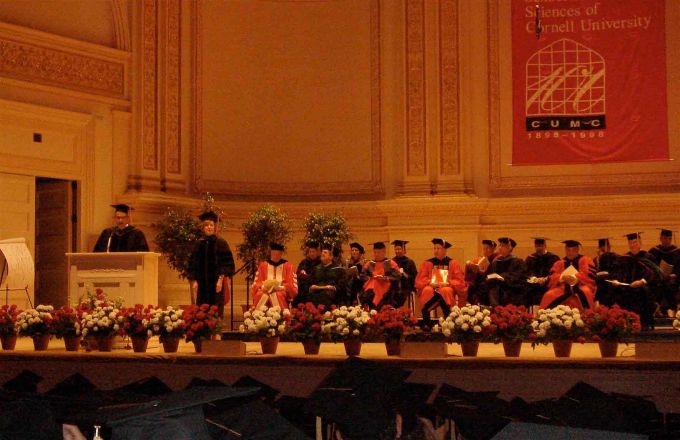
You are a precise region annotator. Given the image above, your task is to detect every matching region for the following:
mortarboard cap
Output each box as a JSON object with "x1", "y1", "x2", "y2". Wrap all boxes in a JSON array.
[
  {"x1": 624, "y1": 232, "x2": 642, "y2": 240},
  {"x1": 72, "y1": 386, "x2": 259, "y2": 440},
  {"x1": 659, "y1": 228, "x2": 675, "y2": 237},
  {"x1": 198, "y1": 211, "x2": 218, "y2": 222},
  {"x1": 111, "y1": 204, "x2": 132, "y2": 214},
  {"x1": 269, "y1": 242, "x2": 285, "y2": 251},
  {"x1": 391, "y1": 240, "x2": 409, "y2": 248},
  {"x1": 305, "y1": 241, "x2": 319, "y2": 248},
  {"x1": 531, "y1": 237, "x2": 549, "y2": 245},
  {"x1": 562, "y1": 240, "x2": 581, "y2": 247},
  {"x1": 597, "y1": 238, "x2": 611, "y2": 247},
  {"x1": 320, "y1": 242, "x2": 334, "y2": 251},
  {"x1": 349, "y1": 242, "x2": 364, "y2": 253},
  {"x1": 2, "y1": 370, "x2": 43, "y2": 393},
  {"x1": 491, "y1": 422, "x2": 647, "y2": 439},
  {"x1": 481, "y1": 239, "x2": 497, "y2": 248},
  {"x1": 46, "y1": 373, "x2": 97, "y2": 398},
  {"x1": 232, "y1": 376, "x2": 280, "y2": 403},
  {"x1": 431, "y1": 238, "x2": 452, "y2": 248},
  {"x1": 498, "y1": 237, "x2": 517, "y2": 248},
  {"x1": 371, "y1": 241, "x2": 387, "y2": 250},
  {"x1": 111, "y1": 376, "x2": 172, "y2": 398}
]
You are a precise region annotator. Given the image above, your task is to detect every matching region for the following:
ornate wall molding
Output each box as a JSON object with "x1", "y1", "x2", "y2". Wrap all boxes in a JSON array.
[
  {"x1": 162, "y1": 0, "x2": 181, "y2": 176},
  {"x1": 0, "y1": 23, "x2": 128, "y2": 100},
  {"x1": 439, "y1": 0, "x2": 459, "y2": 176},
  {"x1": 405, "y1": 0, "x2": 427, "y2": 177},
  {"x1": 191, "y1": 0, "x2": 383, "y2": 198},
  {"x1": 486, "y1": 0, "x2": 680, "y2": 195},
  {"x1": 111, "y1": 0, "x2": 132, "y2": 51},
  {"x1": 141, "y1": 0, "x2": 158, "y2": 171}
]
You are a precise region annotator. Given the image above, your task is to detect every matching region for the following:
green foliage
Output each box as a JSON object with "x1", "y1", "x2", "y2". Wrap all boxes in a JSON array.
[
  {"x1": 237, "y1": 205, "x2": 293, "y2": 267},
  {"x1": 300, "y1": 211, "x2": 353, "y2": 251},
  {"x1": 153, "y1": 207, "x2": 202, "y2": 279}
]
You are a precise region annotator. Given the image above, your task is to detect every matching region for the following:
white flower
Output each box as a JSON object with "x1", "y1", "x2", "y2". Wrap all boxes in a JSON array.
[
  {"x1": 461, "y1": 323, "x2": 469, "y2": 331},
  {"x1": 473, "y1": 325, "x2": 482, "y2": 333}
]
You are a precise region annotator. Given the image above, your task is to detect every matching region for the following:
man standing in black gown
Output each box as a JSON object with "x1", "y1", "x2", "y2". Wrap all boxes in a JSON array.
[{"x1": 93, "y1": 204, "x2": 149, "y2": 252}]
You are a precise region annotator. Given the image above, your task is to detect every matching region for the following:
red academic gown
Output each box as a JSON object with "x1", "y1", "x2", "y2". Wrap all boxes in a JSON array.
[
  {"x1": 252, "y1": 259, "x2": 298, "y2": 309},
  {"x1": 539, "y1": 255, "x2": 596, "y2": 311},
  {"x1": 361, "y1": 259, "x2": 400, "y2": 307},
  {"x1": 415, "y1": 257, "x2": 467, "y2": 308}
]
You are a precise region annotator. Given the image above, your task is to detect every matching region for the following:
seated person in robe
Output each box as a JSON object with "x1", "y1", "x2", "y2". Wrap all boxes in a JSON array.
[
  {"x1": 415, "y1": 238, "x2": 467, "y2": 327},
  {"x1": 540, "y1": 240, "x2": 596, "y2": 311},
  {"x1": 252, "y1": 243, "x2": 298, "y2": 309},
  {"x1": 485, "y1": 237, "x2": 528, "y2": 306},
  {"x1": 359, "y1": 242, "x2": 401, "y2": 310}
]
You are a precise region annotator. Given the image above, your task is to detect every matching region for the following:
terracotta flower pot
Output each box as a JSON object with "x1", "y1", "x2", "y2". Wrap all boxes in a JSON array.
[
  {"x1": 302, "y1": 339, "x2": 320, "y2": 355},
  {"x1": 385, "y1": 338, "x2": 402, "y2": 356},
  {"x1": 97, "y1": 335, "x2": 115, "y2": 352},
  {"x1": 260, "y1": 336, "x2": 280, "y2": 355},
  {"x1": 162, "y1": 335, "x2": 181, "y2": 353},
  {"x1": 343, "y1": 338, "x2": 362, "y2": 357},
  {"x1": 63, "y1": 335, "x2": 82, "y2": 352},
  {"x1": 552, "y1": 339, "x2": 573, "y2": 358},
  {"x1": 1, "y1": 334, "x2": 18, "y2": 350},
  {"x1": 192, "y1": 339, "x2": 203, "y2": 353},
  {"x1": 131, "y1": 336, "x2": 149, "y2": 353},
  {"x1": 32, "y1": 334, "x2": 51, "y2": 351},
  {"x1": 501, "y1": 339, "x2": 522, "y2": 357},
  {"x1": 460, "y1": 340, "x2": 480, "y2": 357},
  {"x1": 598, "y1": 340, "x2": 618, "y2": 358}
]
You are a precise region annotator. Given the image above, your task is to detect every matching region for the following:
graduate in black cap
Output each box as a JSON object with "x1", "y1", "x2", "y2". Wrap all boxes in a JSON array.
[
  {"x1": 539, "y1": 240, "x2": 596, "y2": 311},
  {"x1": 359, "y1": 242, "x2": 401, "y2": 310},
  {"x1": 308, "y1": 243, "x2": 347, "y2": 307},
  {"x1": 295, "y1": 241, "x2": 321, "y2": 307},
  {"x1": 648, "y1": 229, "x2": 679, "y2": 316},
  {"x1": 415, "y1": 239, "x2": 467, "y2": 326},
  {"x1": 485, "y1": 237, "x2": 528, "y2": 306},
  {"x1": 344, "y1": 242, "x2": 366, "y2": 305},
  {"x1": 252, "y1": 242, "x2": 298, "y2": 309},
  {"x1": 465, "y1": 239, "x2": 499, "y2": 305},
  {"x1": 391, "y1": 240, "x2": 418, "y2": 307},
  {"x1": 525, "y1": 238, "x2": 560, "y2": 306},
  {"x1": 93, "y1": 204, "x2": 149, "y2": 252},
  {"x1": 607, "y1": 233, "x2": 662, "y2": 329},
  {"x1": 187, "y1": 211, "x2": 235, "y2": 313}
]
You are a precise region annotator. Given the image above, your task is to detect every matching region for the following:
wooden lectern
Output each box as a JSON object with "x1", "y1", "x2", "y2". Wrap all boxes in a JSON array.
[{"x1": 66, "y1": 252, "x2": 160, "y2": 307}]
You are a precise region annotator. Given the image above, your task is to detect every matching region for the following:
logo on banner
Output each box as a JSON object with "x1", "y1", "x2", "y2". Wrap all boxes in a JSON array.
[{"x1": 525, "y1": 39, "x2": 605, "y2": 131}]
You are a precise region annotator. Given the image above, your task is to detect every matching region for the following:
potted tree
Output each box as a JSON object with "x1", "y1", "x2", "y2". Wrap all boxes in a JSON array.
[
  {"x1": 300, "y1": 211, "x2": 353, "y2": 257},
  {"x1": 237, "y1": 204, "x2": 293, "y2": 279}
]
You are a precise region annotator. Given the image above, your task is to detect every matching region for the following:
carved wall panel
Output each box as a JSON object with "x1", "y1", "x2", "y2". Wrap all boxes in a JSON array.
[{"x1": 405, "y1": 0, "x2": 426, "y2": 177}]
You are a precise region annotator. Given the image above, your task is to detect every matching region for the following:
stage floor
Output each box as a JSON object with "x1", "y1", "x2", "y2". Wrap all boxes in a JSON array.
[{"x1": 2, "y1": 338, "x2": 680, "y2": 413}]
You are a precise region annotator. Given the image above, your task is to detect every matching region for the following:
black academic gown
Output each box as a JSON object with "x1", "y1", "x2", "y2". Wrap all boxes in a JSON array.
[
  {"x1": 308, "y1": 263, "x2": 346, "y2": 307},
  {"x1": 295, "y1": 257, "x2": 321, "y2": 307},
  {"x1": 93, "y1": 225, "x2": 149, "y2": 252},
  {"x1": 608, "y1": 251, "x2": 662, "y2": 329},
  {"x1": 392, "y1": 255, "x2": 418, "y2": 307},
  {"x1": 188, "y1": 235, "x2": 235, "y2": 307},
  {"x1": 594, "y1": 251, "x2": 619, "y2": 306},
  {"x1": 345, "y1": 258, "x2": 365, "y2": 306},
  {"x1": 525, "y1": 252, "x2": 560, "y2": 305},
  {"x1": 648, "y1": 245, "x2": 680, "y2": 312},
  {"x1": 486, "y1": 255, "x2": 528, "y2": 306}
]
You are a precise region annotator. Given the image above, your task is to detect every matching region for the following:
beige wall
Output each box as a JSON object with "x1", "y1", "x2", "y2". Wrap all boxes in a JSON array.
[{"x1": 0, "y1": 0, "x2": 678, "y2": 316}]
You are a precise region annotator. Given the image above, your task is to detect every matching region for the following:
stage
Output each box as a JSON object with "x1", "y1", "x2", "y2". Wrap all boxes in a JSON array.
[{"x1": 2, "y1": 337, "x2": 680, "y2": 413}]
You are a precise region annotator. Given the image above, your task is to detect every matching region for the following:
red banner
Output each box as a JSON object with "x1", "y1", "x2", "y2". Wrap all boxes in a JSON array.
[{"x1": 512, "y1": 0, "x2": 668, "y2": 165}]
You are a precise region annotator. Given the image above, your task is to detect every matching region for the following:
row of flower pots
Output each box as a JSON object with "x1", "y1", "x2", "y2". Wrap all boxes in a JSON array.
[
  {"x1": 240, "y1": 303, "x2": 644, "y2": 358},
  {"x1": 0, "y1": 289, "x2": 221, "y2": 353}
]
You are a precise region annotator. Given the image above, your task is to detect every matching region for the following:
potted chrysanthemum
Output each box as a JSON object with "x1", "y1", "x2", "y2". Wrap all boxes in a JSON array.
[
  {"x1": 433, "y1": 304, "x2": 492, "y2": 357},
  {"x1": 52, "y1": 306, "x2": 83, "y2": 351},
  {"x1": 531, "y1": 305, "x2": 587, "y2": 358},
  {"x1": 369, "y1": 306, "x2": 418, "y2": 356},
  {"x1": 119, "y1": 304, "x2": 157, "y2": 352},
  {"x1": 288, "y1": 302, "x2": 328, "y2": 355},
  {"x1": 488, "y1": 304, "x2": 534, "y2": 357},
  {"x1": 80, "y1": 304, "x2": 123, "y2": 352},
  {"x1": 16, "y1": 305, "x2": 54, "y2": 351},
  {"x1": 582, "y1": 305, "x2": 641, "y2": 357},
  {"x1": 239, "y1": 305, "x2": 290, "y2": 354},
  {"x1": 184, "y1": 304, "x2": 222, "y2": 353},
  {"x1": 150, "y1": 306, "x2": 186, "y2": 353},
  {"x1": 0, "y1": 304, "x2": 21, "y2": 350},
  {"x1": 323, "y1": 305, "x2": 374, "y2": 356}
]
